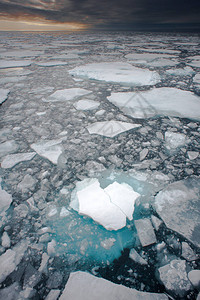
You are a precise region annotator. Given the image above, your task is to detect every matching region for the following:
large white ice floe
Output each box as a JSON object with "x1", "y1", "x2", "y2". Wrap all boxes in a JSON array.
[
  {"x1": 73, "y1": 99, "x2": 100, "y2": 110},
  {"x1": 70, "y1": 178, "x2": 140, "y2": 230},
  {"x1": 42, "y1": 88, "x2": 91, "y2": 102},
  {"x1": 1, "y1": 152, "x2": 36, "y2": 169},
  {"x1": 35, "y1": 61, "x2": 68, "y2": 67},
  {"x1": 107, "y1": 87, "x2": 200, "y2": 120},
  {"x1": 69, "y1": 62, "x2": 160, "y2": 86},
  {"x1": 166, "y1": 66, "x2": 195, "y2": 76},
  {"x1": 31, "y1": 139, "x2": 63, "y2": 164},
  {"x1": 59, "y1": 271, "x2": 168, "y2": 300},
  {"x1": 0, "y1": 240, "x2": 28, "y2": 284},
  {"x1": 0, "y1": 89, "x2": 10, "y2": 104},
  {"x1": 87, "y1": 121, "x2": 141, "y2": 137},
  {"x1": 0, "y1": 60, "x2": 32, "y2": 69},
  {"x1": 154, "y1": 176, "x2": 200, "y2": 248}
]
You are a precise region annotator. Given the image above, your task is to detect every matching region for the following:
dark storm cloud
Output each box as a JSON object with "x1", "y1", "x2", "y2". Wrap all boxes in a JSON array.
[{"x1": 0, "y1": 0, "x2": 200, "y2": 29}]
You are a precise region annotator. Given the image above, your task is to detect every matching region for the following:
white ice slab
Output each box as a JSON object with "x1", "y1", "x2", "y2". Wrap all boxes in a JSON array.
[
  {"x1": 165, "y1": 131, "x2": 186, "y2": 150},
  {"x1": 0, "y1": 60, "x2": 32, "y2": 69},
  {"x1": 42, "y1": 88, "x2": 91, "y2": 102},
  {"x1": 70, "y1": 178, "x2": 140, "y2": 231},
  {"x1": 69, "y1": 62, "x2": 160, "y2": 86},
  {"x1": 193, "y1": 74, "x2": 200, "y2": 84},
  {"x1": 145, "y1": 58, "x2": 177, "y2": 67},
  {"x1": 0, "y1": 89, "x2": 10, "y2": 104},
  {"x1": 59, "y1": 271, "x2": 168, "y2": 300},
  {"x1": 107, "y1": 88, "x2": 200, "y2": 120},
  {"x1": 73, "y1": 99, "x2": 100, "y2": 110},
  {"x1": 125, "y1": 53, "x2": 175, "y2": 61},
  {"x1": 1, "y1": 50, "x2": 42, "y2": 58},
  {"x1": 87, "y1": 121, "x2": 141, "y2": 137},
  {"x1": 35, "y1": 61, "x2": 68, "y2": 67},
  {"x1": 1, "y1": 152, "x2": 36, "y2": 169},
  {"x1": 189, "y1": 61, "x2": 200, "y2": 68},
  {"x1": 31, "y1": 139, "x2": 63, "y2": 164}
]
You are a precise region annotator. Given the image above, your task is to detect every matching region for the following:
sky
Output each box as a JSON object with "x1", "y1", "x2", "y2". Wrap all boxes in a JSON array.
[{"x1": 0, "y1": 0, "x2": 200, "y2": 31}]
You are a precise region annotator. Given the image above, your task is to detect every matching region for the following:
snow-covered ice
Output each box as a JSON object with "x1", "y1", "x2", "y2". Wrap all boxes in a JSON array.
[
  {"x1": 0, "y1": 89, "x2": 10, "y2": 104},
  {"x1": 59, "y1": 271, "x2": 168, "y2": 300},
  {"x1": 0, "y1": 180, "x2": 12, "y2": 215},
  {"x1": 166, "y1": 66, "x2": 195, "y2": 76},
  {"x1": 73, "y1": 99, "x2": 100, "y2": 110},
  {"x1": 134, "y1": 218, "x2": 157, "y2": 247},
  {"x1": 42, "y1": 88, "x2": 92, "y2": 102},
  {"x1": 70, "y1": 178, "x2": 140, "y2": 230},
  {"x1": 107, "y1": 87, "x2": 200, "y2": 120},
  {"x1": 87, "y1": 120, "x2": 141, "y2": 137},
  {"x1": 1, "y1": 152, "x2": 36, "y2": 169},
  {"x1": 164, "y1": 131, "x2": 186, "y2": 151},
  {"x1": 31, "y1": 139, "x2": 63, "y2": 164},
  {"x1": 35, "y1": 61, "x2": 68, "y2": 67},
  {"x1": 69, "y1": 62, "x2": 161, "y2": 86}
]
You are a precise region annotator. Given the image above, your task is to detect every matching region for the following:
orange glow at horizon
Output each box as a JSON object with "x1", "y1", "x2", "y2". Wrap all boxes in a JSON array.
[{"x1": 0, "y1": 17, "x2": 91, "y2": 31}]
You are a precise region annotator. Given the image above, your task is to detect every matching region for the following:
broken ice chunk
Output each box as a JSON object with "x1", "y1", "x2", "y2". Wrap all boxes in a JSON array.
[
  {"x1": 0, "y1": 181, "x2": 12, "y2": 215},
  {"x1": 42, "y1": 88, "x2": 91, "y2": 102},
  {"x1": 70, "y1": 178, "x2": 140, "y2": 231},
  {"x1": 129, "y1": 248, "x2": 148, "y2": 265},
  {"x1": 134, "y1": 218, "x2": 157, "y2": 247},
  {"x1": 0, "y1": 89, "x2": 10, "y2": 104},
  {"x1": 158, "y1": 259, "x2": 192, "y2": 298},
  {"x1": 0, "y1": 240, "x2": 28, "y2": 283},
  {"x1": 87, "y1": 121, "x2": 141, "y2": 138},
  {"x1": 164, "y1": 131, "x2": 186, "y2": 151},
  {"x1": 1, "y1": 152, "x2": 36, "y2": 169},
  {"x1": 31, "y1": 139, "x2": 63, "y2": 164}
]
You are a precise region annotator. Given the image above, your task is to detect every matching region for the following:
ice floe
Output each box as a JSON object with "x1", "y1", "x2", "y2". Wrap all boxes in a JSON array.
[
  {"x1": 107, "y1": 87, "x2": 200, "y2": 120},
  {"x1": 87, "y1": 121, "x2": 141, "y2": 137},
  {"x1": 31, "y1": 139, "x2": 63, "y2": 164},
  {"x1": 154, "y1": 176, "x2": 200, "y2": 247},
  {"x1": 70, "y1": 178, "x2": 140, "y2": 230},
  {"x1": 0, "y1": 88, "x2": 9, "y2": 104},
  {"x1": 134, "y1": 218, "x2": 157, "y2": 247},
  {"x1": 1, "y1": 152, "x2": 36, "y2": 169},
  {"x1": 0, "y1": 140, "x2": 19, "y2": 158},
  {"x1": 0, "y1": 60, "x2": 32, "y2": 69},
  {"x1": 193, "y1": 74, "x2": 200, "y2": 84},
  {"x1": 164, "y1": 131, "x2": 187, "y2": 151},
  {"x1": 60, "y1": 271, "x2": 168, "y2": 300},
  {"x1": 69, "y1": 62, "x2": 160, "y2": 86},
  {"x1": 73, "y1": 99, "x2": 100, "y2": 110},
  {"x1": 42, "y1": 88, "x2": 91, "y2": 102},
  {"x1": 125, "y1": 53, "x2": 175, "y2": 61}
]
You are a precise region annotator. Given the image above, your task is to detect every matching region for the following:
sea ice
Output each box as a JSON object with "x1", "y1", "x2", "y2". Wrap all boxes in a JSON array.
[
  {"x1": 0, "y1": 88, "x2": 10, "y2": 104},
  {"x1": 188, "y1": 270, "x2": 200, "y2": 290},
  {"x1": 31, "y1": 139, "x2": 63, "y2": 164},
  {"x1": 0, "y1": 181, "x2": 12, "y2": 215},
  {"x1": 189, "y1": 61, "x2": 200, "y2": 68},
  {"x1": 145, "y1": 58, "x2": 177, "y2": 67},
  {"x1": 73, "y1": 99, "x2": 100, "y2": 110},
  {"x1": 134, "y1": 218, "x2": 157, "y2": 247},
  {"x1": 193, "y1": 74, "x2": 200, "y2": 84},
  {"x1": 35, "y1": 61, "x2": 68, "y2": 67},
  {"x1": 0, "y1": 60, "x2": 32, "y2": 69},
  {"x1": 59, "y1": 271, "x2": 168, "y2": 300},
  {"x1": 70, "y1": 178, "x2": 140, "y2": 230},
  {"x1": 125, "y1": 53, "x2": 175, "y2": 61},
  {"x1": 164, "y1": 131, "x2": 186, "y2": 151},
  {"x1": 0, "y1": 240, "x2": 28, "y2": 283},
  {"x1": 158, "y1": 259, "x2": 192, "y2": 297},
  {"x1": 42, "y1": 88, "x2": 91, "y2": 102},
  {"x1": 129, "y1": 248, "x2": 148, "y2": 265},
  {"x1": 1, "y1": 152, "x2": 36, "y2": 169},
  {"x1": 107, "y1": 87, "x2": 200, "y2": 120},
  {"x1": 69, "y1": 62, "x2": 160, "y2": 86},
  {"x1": 154, "y1": 176, "x2": 200, "y2": 247},
  {"x1": 87, "y1": 121, "x2": 141, "y2": 137},
  {"x1": 166, "y1": 66, "x2": 195, "y2": 76}
]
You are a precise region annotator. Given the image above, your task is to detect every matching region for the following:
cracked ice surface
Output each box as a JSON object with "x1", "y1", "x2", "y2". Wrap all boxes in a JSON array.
[
  {"x1": 87, "y1": 121, "x2": 141, "y2": 137},
  {"x1": 70, "y1": 178, "x2": 140, "y2": 230},
  {"x1": 69, "y1": 62, "x2": 161, "y2": 86},
  {"x1": 107, "y1": 87, "x2": 200, "y2": 120},
  {"x1": 1, "y1": 152, "x2": 36, "y2": 169}
]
